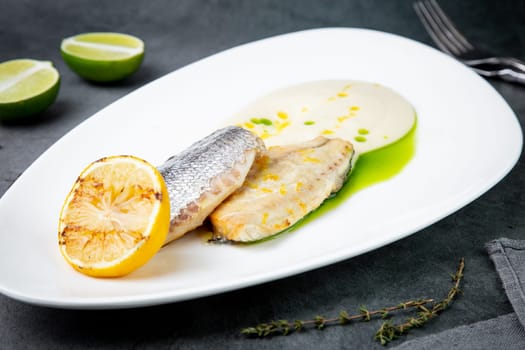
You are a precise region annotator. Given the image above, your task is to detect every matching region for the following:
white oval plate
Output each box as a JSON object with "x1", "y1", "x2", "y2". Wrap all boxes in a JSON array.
[{"x1": 0, "y1": 28, "x2": 522, "y2": 309}]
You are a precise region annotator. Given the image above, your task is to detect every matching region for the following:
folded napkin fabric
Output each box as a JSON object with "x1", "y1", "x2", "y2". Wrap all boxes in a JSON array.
[
  {"x1": 486, "y1": 238, "x2": 525, "y2": 327},
  {"x1": 392, "y1": 238, "x2": 525, "y2": 350},
  {"x1": 391, "y1": 313, "x2": 525, "y2": 350}
]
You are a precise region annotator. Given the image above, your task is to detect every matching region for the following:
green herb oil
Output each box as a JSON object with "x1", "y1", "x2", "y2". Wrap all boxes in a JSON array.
[{"x1": 315, "y1": 120, "x2": 416, "y2": 215}]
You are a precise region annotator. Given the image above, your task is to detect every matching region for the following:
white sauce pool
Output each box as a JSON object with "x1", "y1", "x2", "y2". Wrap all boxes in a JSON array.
[{"x1": 226, "y1": 80, "x2": 416, "y2": 154}]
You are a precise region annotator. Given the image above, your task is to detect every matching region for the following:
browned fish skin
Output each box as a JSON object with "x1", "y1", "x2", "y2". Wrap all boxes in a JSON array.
[
  {"x1": 158, "y1": 126, "x2": 265, "y2": 244},
  {"x1": 210, "y1": 136, "x2": 354, "y2": 242}
]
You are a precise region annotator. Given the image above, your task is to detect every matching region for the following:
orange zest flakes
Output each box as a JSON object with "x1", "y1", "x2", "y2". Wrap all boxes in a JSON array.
[
  {"x1": 243, "y1": 121, "x2": 255, "y2": 129},
  {"x1": 263, "y1": 173, "x2": 279, "y2": 181},
  {"x1": 247, "y1": 182, "x2": 259, "y2": 190},
  {"x1": 303, "y1": 156, "x2": 321, "y2": 163},
  {"x1": 276, "y1": 111, "x2": 288, "y2": 119},
  {"x1": 275, "y1": 120, "x2": 290, "y2": 132},
  {"x1": 273, "y1": 222, "x2": 288, "y2": 231},
  {"x1": 350, "y1": 105, "x2": 360, "y2": 111},
  {"x1": 260, "y1": 131, "x2": 271, "y2": 139},
  {"x1": 337, "y1": 92, "x2": 348, "y2": 97},
  {"x1": 261, "y1": 212, "x2": 269, "y2": 225},
  {"x1": 298, "y1": 148, "x2": 314, "y2": 156},
  {"x1": 298, "y1": 201, "x2": 307, "y2": 214}
]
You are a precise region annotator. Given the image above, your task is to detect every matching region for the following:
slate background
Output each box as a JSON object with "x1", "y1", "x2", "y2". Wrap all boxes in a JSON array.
[{"x1": 1, "y1": 0, "x2": 524, "y2": 349}]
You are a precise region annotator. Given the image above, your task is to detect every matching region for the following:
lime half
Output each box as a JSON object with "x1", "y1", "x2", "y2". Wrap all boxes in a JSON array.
[
  {"x1": 60, "y1": 32, "x2": 144, "y2": 82},
  {"x1": 0, "y1": 59, "x2": 60, "y2": 122}
]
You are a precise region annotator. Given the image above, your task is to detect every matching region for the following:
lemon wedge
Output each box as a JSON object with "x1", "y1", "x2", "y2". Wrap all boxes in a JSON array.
[{"x1": 58, "y1": 155, "x2": 170, "y2": 277}]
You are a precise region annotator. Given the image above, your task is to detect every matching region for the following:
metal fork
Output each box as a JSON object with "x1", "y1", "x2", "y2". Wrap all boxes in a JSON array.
[{"x1": 413, "y1": 0, "x2": 525, "y2": 85}]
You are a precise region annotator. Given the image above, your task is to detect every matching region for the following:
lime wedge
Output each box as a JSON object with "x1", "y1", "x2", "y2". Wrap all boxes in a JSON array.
[
  {"x1": 60, "y1": 32, "x2": 145, "y2": 82},
  {"x1": 0, "y1": 59, "x2": 60, "y2": 122}
]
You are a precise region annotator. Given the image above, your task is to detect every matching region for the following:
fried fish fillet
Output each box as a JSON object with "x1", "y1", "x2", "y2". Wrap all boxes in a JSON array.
[
  {"x1": 158, "y1": 126, "x2": 265, "y2": 244},
  {"x1": 210, "y1": 136, "x2": 354, "y2": 242}
]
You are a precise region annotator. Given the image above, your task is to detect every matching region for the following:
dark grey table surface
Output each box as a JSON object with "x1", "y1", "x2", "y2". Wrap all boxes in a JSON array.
[{"x1": 1, "y1": 0, "x2": 524, "y2": 349}]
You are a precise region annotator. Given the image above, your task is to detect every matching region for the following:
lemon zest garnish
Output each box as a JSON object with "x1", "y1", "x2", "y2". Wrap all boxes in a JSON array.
[
  {"x1": 247, "y1": 182, "x2": 259, "y2": 189},
  {"x1": 260, "y1": 132, "x2": 271, "y2": 139},
  {"x1": 261, "y1": 212, "x2": 269, "y2": 225},
  {"x1": 275, "y1": 120, "x2": 291, "y2": 132},
  {"x1": 276, "y1": 111, "x2": 288, "y2": 119},
  {"x1": 263, "y1": 173, "x2": 279, "y2": 181},
  {"x1": 243, "y1": 121, "x2": 255, "y2": 129},
  {"x1": 298, "y1": 201, "x2": 307, "y2": 214},
  {"x1": 303, "y1": 156, "x2": 321, "y2": 163}
]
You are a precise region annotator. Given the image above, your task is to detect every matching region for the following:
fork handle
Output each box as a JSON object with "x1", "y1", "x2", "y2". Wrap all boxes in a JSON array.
[
  {"x1": 498, "y1": 69, "x2": 525, "y2": 85},
  {"x1": 467, "y1": 57, "x2": 525, "y2": 74},
  {"x1": 504, "y1": 57, "x2": 525, "y2": 73},
  {"x1": 473, "y1": 67, "x2": 525, "y2": 85}
]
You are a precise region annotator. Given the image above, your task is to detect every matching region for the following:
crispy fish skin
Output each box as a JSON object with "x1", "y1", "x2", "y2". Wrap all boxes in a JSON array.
[
  {"x1": 210, "y1": 136, "x2": 354, "y2": 242},
  {"x1": 158, "y1": 126, "x2": 265, "y2": 244}
]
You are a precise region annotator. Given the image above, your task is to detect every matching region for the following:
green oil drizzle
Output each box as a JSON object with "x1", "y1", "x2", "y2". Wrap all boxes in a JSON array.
[
  {"x1": 250, "y1": 117, "x2": 273, "y2": 126},
  {"x1": 314, "y1": 120, "x2": 417, "y2": 216},
  {"x1": 241, "y1": 118, "x2": 417, "y2": 245}
]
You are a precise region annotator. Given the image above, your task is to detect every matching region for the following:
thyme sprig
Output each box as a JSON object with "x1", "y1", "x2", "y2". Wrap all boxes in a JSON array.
[
  {"x1": 375, "y1": 257, "x2": 465, "y2": 345},
  {"x1": 241, "y1": 299, "x2": 434, "y2": 337},
  {"x1": 241, "y1": 258, "x2": 465, "y2": 346}
]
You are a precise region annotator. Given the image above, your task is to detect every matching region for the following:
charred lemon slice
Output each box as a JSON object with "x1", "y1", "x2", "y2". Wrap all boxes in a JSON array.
[{"x1": 58, "y1": 155, "x2": 170, "y2": 277}]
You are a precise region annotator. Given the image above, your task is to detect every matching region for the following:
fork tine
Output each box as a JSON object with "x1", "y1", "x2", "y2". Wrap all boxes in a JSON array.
[
  {"x1": 413, "y1": 1, "x2": 456, "y2": 55},
  {"x1": 426, "y1": 0, "x2": 474, "y2": 52},
  {"x1": 413, "y1": 1, "x2": 471, "y2": 56}
]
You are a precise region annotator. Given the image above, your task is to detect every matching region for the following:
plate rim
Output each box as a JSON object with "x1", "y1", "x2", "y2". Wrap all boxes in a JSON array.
[{"x1": 0, "y1": 27, "x2": 522, "y2": 309}]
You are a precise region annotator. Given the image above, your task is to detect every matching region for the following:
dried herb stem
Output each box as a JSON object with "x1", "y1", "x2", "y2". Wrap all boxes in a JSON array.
[
  {"x1": 241, "y1": 258, "x2": 465, "y2": 345},
  {"x1": 241, "y1": 299, "x2": 434, "y2": 337},
  {"x1": 375, "y1": 258, "x2": 465, "y2": 345}
]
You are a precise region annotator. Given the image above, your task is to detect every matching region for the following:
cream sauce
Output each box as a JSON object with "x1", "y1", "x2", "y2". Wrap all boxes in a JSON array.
[{"x1": 226, "y1": 80, "x2": 415, "y2": 154}]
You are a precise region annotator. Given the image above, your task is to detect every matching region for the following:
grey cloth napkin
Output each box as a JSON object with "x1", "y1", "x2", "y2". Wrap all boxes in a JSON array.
[{"x1": 392, "y1": 238, "x2": 525, "y2": 350}]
